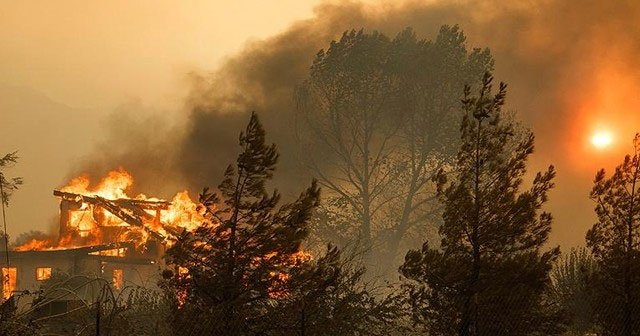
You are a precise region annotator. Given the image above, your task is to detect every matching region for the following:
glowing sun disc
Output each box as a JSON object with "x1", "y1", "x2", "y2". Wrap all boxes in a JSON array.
[{"x1": 591, "y1": 131, "x2": 614, "y2": 149}]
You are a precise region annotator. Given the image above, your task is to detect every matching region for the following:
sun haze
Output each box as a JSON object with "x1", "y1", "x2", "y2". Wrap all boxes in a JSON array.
[{"x1": 591, "y1": 130, "x2": 614, "y2": 149}]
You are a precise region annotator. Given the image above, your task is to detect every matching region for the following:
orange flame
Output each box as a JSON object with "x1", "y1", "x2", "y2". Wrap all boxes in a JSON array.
[
  {"x1": 15, "y1": 168, "x2": 207, "y2": 252},
  {"x1": 14, "y1": 239, "x2": 53, "y2": 251}
]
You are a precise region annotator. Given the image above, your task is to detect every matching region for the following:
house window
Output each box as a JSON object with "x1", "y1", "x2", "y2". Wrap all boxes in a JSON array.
[
  {"x1": 112, "y1": 269, "x2": 123, "y2": 290},
  {"x1": 36, "y1": 267, "x2": 52, "y2": 281},
  {"x1": 1, "y1": 267, "x2": 17, "y2": 300},
  {"x1": 89, "y1": 248, "x2": 126, "y2": 257}
]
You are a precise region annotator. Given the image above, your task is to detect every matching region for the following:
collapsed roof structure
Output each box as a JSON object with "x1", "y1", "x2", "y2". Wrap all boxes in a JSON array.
[{"x1": 54, "y1": 189, "x2": 178, "y2": 245}]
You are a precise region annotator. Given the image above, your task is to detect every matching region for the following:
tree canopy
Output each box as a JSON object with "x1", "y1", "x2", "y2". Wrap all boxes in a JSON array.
[
  {"x1": 296, "y1": 25, "x2": 493, "y2": 270},
  {"x1": 400, "y1": 73, "x2": 560, "y2": 335},
  {"x1": 586, "y1": 133, "x2": 640, "y2": 335}
]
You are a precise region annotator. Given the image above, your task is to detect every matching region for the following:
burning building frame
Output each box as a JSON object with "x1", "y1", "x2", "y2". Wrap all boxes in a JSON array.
[
  {"x1": 53, "y1": 189, "x2": 174, "y2": 247},
  {"x1": 0, "y1": 169, "x2": 205, "y2": 308}
]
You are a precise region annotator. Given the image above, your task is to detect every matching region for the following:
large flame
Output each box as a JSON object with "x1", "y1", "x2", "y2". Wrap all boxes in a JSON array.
[
  {"x1": 15, "y1": 168, "x2": 206, "y2": 252},
  {"x1": 62, "y1": 169, "x2": 134, "y2": 199},
  {"x1": 14, "y1": 239, "x2": 53, "y2": 251}
]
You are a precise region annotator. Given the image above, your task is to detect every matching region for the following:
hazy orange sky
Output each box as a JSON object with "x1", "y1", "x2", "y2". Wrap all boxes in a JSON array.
[
  {"x1": 2, "y1": 0, "x2": 640, "y2": 249},
  {"x1": 0, "y1": 1, "x2": 328, "y2": 109},
  {"x1": 1, "y1": 0, "x2": 326, "y2": 238}
]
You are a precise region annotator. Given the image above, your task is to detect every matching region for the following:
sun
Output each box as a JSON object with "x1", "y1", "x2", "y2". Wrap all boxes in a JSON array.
[{"x1": 591, "y1": 130, "x2": 614, "y2": 149}]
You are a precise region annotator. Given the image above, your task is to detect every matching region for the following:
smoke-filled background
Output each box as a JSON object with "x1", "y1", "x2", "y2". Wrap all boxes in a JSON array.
[{"x1": 3, "y1": 0, "x2": 640, "y2": 248}]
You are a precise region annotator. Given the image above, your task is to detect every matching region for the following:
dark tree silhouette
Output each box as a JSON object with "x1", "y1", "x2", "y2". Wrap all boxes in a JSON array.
[
  {"x1": 586, "y1": 133, "x2": 640, "y2": 335},
  {"x1": 265, "y1": 245, "x2": 403, "y2": 336},
  {"x1": 400, "y1": 73, "x2": 560, "y2": 336},
  {"x1": 549, "y1": 247, "x2": 598, "y2": 335},
  {"x1": 296, "y1": 26, "x2": 492, "y2": 269},
  {"x1": 164, "y1": 113, "x2": 400, "y2": 335},
  {"x1": 0, "y1": 296, "x2": 36, "y2": 336},
  {"x1": 296, "y1": 29, "x2": 397, "y2": 258},
  {"x1": 164, "y1": 112, "x2": 320, "y2": 335}
]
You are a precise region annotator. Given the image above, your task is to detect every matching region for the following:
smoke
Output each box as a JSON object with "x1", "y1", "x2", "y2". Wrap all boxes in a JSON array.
[
  {"x1": 71, "y1": 100, "x2": 185, "y2": 197},
  {"x1": 76, "y1": 0, "x2": 640, "y2": 247}
]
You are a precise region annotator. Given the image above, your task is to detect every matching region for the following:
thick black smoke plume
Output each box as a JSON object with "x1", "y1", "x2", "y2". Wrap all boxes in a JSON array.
[{"x1": 75, "y1": 0, "x2": 640, "y2": 246}]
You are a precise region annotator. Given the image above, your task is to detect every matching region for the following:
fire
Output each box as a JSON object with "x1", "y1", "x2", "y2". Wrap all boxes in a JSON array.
[
  {"x1": 15, "y1": 168, "x2": 207, "y2": 251},
  {"x1": 162, "y1": 191, "x2": 206, "y2": 233},
  {"x1": 62, "y1": 169, "x2": 133, "y2": 199},
  {"x1": 2, "y1": 267, "x2": 17, "y2": 299},
  {"x1": 14, "y1": 239, "x2": 52, "y2": 251},
  {"x1": 265, "y1": 249, "x2": 312, "y2": 298}
]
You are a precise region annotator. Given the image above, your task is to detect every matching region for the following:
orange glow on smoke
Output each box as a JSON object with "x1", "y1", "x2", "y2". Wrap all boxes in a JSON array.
[{"x1": 564, "y1": 61, "x2": 640, "y2": 173}]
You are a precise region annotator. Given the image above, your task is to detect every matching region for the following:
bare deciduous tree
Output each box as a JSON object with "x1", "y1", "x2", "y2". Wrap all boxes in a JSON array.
[{"x1": 296, "y1": 26, "x2": 492, "y2": 268}]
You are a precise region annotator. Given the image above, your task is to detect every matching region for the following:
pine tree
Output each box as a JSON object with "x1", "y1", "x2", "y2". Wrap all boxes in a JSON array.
[
  {"x1": 549, "y1": 247, "x2": 598, "y2": 335},
  {"x1": 164, "y1": 112, "x2": 320, "y2": 335},
  {"x1": 400, "y1": 72, "x2": 560, "y2": 336},
  {"x1": 586, "y1": 133, "x2": 640, "y2": 335}
]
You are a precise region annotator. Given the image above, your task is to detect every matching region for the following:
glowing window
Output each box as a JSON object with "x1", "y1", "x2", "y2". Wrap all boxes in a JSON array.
[
  {"x1": 36, "y1": 267, "x2": 52, "y2": 281},
  {"x1": 89, "y1": 248, "x2": 126, "y2": 257},
  {"x1": 2, "y1": 267, "x2": 17, "y2": 300},
  {"x1": 112, "y1": 269, "x2": 123, "y2": 290}
]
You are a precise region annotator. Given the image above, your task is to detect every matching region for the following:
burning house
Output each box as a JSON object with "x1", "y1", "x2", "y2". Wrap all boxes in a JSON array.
[{"x1": 0, "y1": 169, "x2": 204, "y2": 307}]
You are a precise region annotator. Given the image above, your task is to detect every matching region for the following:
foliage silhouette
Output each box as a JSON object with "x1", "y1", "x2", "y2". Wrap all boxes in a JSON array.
[
  {"x1": 400, "y1": 72, "x2": 561, "y2": 336},
  {"x1": 586, "y1": 133, "x2": 640, "y2": 335}
]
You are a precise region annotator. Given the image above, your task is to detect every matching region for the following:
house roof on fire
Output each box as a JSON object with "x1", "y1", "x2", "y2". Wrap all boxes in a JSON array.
[{"x1": 7, "y1": 242, "x2": 128, "y2": 257}]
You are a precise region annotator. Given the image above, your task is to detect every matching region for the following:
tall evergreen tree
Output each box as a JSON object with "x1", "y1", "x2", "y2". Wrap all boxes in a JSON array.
[
  {"x1": 400, "y1": 73, "x2": 560, "y2": 335},
  {"x1": 586, "y1": 133, "x2": 640, "y2": 335},
  {"x1": 164, "y1": 112, "x2": 320, "y2": 335}
]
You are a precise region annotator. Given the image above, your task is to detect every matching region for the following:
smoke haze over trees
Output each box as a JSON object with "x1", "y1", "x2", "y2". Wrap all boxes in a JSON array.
[
  {"x1": 6, "y1": 1, "x2": 640, "y2": 335},
  {"x1": 69, "y1": 0, "x2": 640, "y2": 250},
  {"x1": 162, "y1": 113, "x2": 400, "y2": 335},
  {"x1": 400, "y1": 73, "x2": 561, "y2": 335},
  {"x1": 4, "y1": 86, "x2": 640, "y2": 334},
  {"x1": 295, "y1": 26, "x2": 491, "y2": 266}
]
